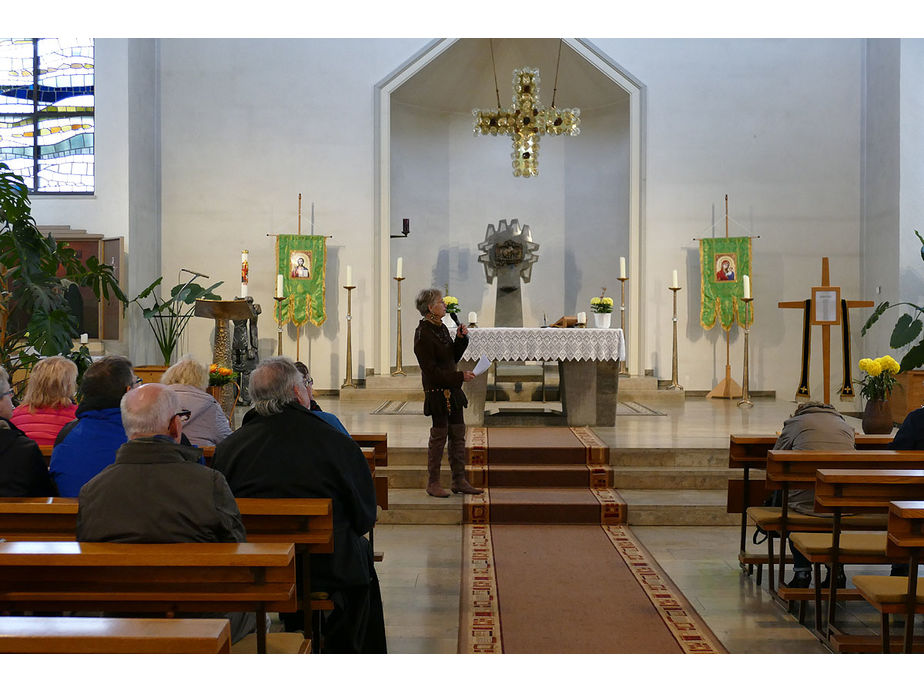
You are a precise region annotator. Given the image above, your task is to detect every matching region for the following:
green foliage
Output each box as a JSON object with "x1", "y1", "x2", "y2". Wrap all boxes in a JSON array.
[
  {"x1": 131, "y1": 276, "x2": 223, "y2": 366},
  {"x1": 0, "y1": 162, "x2": 127, "y2": 394},
  {"x1": 862, "y1": 231, "x2": 924, "y2": 372}
]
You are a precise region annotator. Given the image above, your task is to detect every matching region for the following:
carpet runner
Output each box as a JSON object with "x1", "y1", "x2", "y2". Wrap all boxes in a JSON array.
[{"x1": 459, "y1": 426, "x2": 725, "y2": 654}]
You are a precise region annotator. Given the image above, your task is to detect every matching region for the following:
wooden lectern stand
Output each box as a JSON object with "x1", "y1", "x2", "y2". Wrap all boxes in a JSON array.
[{"x1": 194, "y1": 299, "x2": 259, "y2": 368}]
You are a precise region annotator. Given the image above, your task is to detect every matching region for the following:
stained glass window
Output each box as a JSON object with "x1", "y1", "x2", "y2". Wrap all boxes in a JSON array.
[{"x1": 0, "y1": 38, "x2": 94, "y2": 193}]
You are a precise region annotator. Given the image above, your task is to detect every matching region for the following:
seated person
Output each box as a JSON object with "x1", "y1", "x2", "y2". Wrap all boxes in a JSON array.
[
  {"x1": 885, "y1": 406, "x2": 924, "y2": 575},
  {"x1": 294, "y1": 361, "x2": 348, "y2": 435},
  {"x1": 160, "y1": 356, "x2": 232, "y2": 447},
  {"x1": 0, "y1": 366, "x2": 57, "y2": 496},
  {"x1": 50, "y1": 355, "x2": 135, "y2": 497},
  {"x1": 76, "y1": 383, "x2": 254, "y2": 643},
  {"x1": 773, "y1": 400, "x2": 855, "y2": 588},
  {"x1": 213, "y1": 356, "x2": 386, "y2": 653},
  {"x1": 10, "y1": 356, "x2": 78, "y2": 445}
]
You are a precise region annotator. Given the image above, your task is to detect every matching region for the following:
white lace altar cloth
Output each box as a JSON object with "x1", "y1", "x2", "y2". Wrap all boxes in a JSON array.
[{"x1": 462, "y1": 327, "x2": 625, "y2": 362}]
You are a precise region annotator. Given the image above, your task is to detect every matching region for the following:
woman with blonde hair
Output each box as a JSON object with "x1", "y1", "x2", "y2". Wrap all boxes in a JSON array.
[
  {"x1": 161, "y1": 356, "x2": 232, "y2": 447},
  {"x1": 11, "y1": 356, "x2": 78, "y2": 445}
]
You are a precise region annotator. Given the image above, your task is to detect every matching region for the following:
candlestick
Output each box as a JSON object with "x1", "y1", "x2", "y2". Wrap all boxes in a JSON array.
[
  {"x1": 671, "y1": 269, "x2": 679, "y2": 289},
  {"x1": 577, "y1": 311, "x2": 586, "y2": 326},
  {"x1": 392, "y1": 276, "x2": 406, "y2": 376},
  {"x1": 276, "y1": 274, "x2": 284, "y2": 299},
  {"x1": 346, "y1": 265, "x2": 352, "y2": 287},
  {"x1": 273, "y1": 296, "x2": 287, "y2": 356},
  {"x1": 668, "y1": 287, "x2": 683, "y2": 390},
  {"x1": 342, "y1": 283, "x2": 356, "y2": 388},
  {"x1": 618, "y1": 276, "x2": 629, "y2": 375},
  {"x1": 738, "y1": 297, "x2": 754, "y2": 408},
  {"x1": 619, "y1": 256, "x2": 627, "y2": 280},
  {"x1": 742, "y1": 274, "x2": 751, "y2": 300},
  {"x1": 396, "y1": 257, "x2": 403, "y2": 279}
]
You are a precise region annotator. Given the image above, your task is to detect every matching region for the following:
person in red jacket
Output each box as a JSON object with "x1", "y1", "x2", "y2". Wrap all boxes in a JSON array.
[{"x1": 11, "y1": 356, "x2": 78, "y2": 446}]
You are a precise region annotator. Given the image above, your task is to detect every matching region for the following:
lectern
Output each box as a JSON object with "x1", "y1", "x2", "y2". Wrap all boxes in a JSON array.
[{"x1": 194, "y1": 299, "x2": 259, "y2": 367}]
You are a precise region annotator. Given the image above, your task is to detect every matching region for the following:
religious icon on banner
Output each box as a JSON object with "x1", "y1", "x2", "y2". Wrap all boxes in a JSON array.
[
  {"x1": 275, "y1": 235, "x2": 326, "y2": 327},
  {"x1": 700, "y1": 236, "x2": 753, "y2": 331}
]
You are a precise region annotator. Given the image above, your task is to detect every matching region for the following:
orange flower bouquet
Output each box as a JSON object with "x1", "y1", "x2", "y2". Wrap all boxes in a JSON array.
[{"x1": 208, "y1": 364, "x2": 235, "y2": 387}]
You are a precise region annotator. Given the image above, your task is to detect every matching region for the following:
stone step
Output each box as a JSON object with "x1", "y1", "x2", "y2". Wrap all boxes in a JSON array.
[
  {"x1": 611, "y1": 466, "x2": 739, "y2": 490},
  {"x1": 617, "y1": 389, "x2": 686, "y2": 404},
  {"x1": 616, "y1": 375, "x2": 659, "y2": 392},
  {"x1": 340, "y1": 388, "x2": 425, "y2": 402},
  {"x1": 618, "y1": 489, "x2": 738, "y2": 526},
  {"x1": 610, "y1": 448, "x2": 728, "y2": 468},
  {"x1": 377, "y1": 488, "x2": 463, "y2": 525}
]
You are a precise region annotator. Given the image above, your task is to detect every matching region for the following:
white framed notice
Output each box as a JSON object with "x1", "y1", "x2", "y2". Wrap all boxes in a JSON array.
[{"x1": 811, "y1": 286, "x2": 841, "y2": 325}]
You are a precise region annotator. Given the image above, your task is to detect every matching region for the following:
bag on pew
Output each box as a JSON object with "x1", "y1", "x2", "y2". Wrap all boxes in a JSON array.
[{"x1": 752, "y1": 489, "x2": 782, "y2": 545}]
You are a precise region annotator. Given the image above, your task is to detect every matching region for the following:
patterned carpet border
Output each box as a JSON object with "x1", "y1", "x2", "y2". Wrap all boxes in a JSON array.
[
  {"x1": 459, "y1": 523, "x2": 503, "y2": 653},
  {"x1": 602, "y1": 524, "x2": 727, "y2": 654}
]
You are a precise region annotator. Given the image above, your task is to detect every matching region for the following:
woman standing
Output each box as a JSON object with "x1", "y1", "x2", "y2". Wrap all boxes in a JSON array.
[{"x1": 413, "y1": 288, "x2": 482, "y2": 497}]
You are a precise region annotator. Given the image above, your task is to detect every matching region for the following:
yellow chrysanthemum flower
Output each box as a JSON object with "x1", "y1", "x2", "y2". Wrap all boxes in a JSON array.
[
  {"x1": 879, "y1": 355, "x2": 900, "y2": 374},
  {"x1": 858, "y1": 358, "x2": 872, "y2": 373},
  {"x1": 866, "y1": 360, "x2": 882, "y2": 377},
  {"x1": 602, "y1": 297, "x2": 614, "y2": 305},
  {"x1": 590, "y1": 297, "x2": 601, "y2": 305}
]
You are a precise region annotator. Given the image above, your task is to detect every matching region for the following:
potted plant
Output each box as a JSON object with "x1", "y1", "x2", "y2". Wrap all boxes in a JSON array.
[
  {"x1": 590, "y1": 289, "x2": 614, "y2": 328},
  {"x1": 132, "y1": 276, "x2": 223, "y2": 367},
  {"x1": 856, "y1": 355, "x2": 900, "y2": 433},
  {"x1": 0, "y1": 163, "x2": 126, "y2": 393}
]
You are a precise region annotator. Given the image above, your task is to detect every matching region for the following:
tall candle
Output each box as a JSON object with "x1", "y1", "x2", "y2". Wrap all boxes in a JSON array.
[
  {"x1": 671, "y1": 270, "x2": 679, "y2": 288},
  {"x1": 468, "y1": 311, "x2": 477, "y2": 324},
  {"x1": 240, "y1": 249, "x2": 249, "y2": 298},
  {"x1": 743, "y1": 275, "x2": 751, "y2": 299},
  {"x1": 346, "y1": 265, "x2": 352, "y2": 286},
  {"x1": 396, "y1": 257, "x2": 403, "y2": 279},
  {"x1": 619, "y1": 256, "x2": 627, "y2": 279},
  {"x1": 241, "y1": 283, "x2": 248, "y2": 298},
  {"x1": 80, "y1": 333, "x2": 88, "y2": 345},
  {"x1": 276, "y1": 274, "x2": 284, "y2": 298}
]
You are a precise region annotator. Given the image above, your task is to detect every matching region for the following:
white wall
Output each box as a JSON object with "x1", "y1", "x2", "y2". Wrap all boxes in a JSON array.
[{"x1": 899, "y1": 39, "x2": 924, "y2": 318}]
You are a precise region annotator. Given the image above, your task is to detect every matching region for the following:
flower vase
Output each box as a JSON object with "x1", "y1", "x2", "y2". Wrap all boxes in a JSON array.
[
  {"x1": 593, "y1": 312, "x2": 612, "y2": 329},
  {"x1": 861, "y1": 399, "x2": 893, "y2": 434}
]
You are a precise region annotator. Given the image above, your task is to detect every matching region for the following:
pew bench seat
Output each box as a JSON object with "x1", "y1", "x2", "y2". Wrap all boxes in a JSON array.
[
  {"x1": 0, "y1": 616, "x2": 232, "y2": 654},
  {"x1": 790, "y1": 532, "x2": 887, "y2": 559},
  {"x1": 231, "y1": 631, "x2": 311, "y2": 654},
  {"x1": 746, "y1": 507, "x2": 887, "y2": 530},
  {"x1": 853, "y1": 576, "x2": 924, "y2": 605}
]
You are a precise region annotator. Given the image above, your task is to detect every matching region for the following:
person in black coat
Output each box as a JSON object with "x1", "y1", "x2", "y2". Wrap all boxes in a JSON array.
[
  {"x1": 412, "y1": 288, "x2": 482, "y2": 497},
  {"x1": 0, "y1": 366, "x2": 56, "y2": 497},
  {"x1": 212, "y1": 356, "x2": 386, "y2": 653}
]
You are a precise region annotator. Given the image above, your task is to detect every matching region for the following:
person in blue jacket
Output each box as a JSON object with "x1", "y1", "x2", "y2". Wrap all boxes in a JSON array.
[{"x1": 50, "y1": 355, "x2": 138, "y2": 497}]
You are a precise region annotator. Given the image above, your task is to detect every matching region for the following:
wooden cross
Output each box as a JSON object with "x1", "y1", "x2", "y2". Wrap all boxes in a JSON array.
[
  {"x1": 779, "y1": 257, "x2": 874, "y2": 404},
  {"x1": 473, "y1": 67, "x2": 580, "y2": 178}
]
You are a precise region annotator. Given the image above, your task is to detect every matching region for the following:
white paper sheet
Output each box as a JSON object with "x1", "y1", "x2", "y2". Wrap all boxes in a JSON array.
[{"x1": 472, "y1": 355, "x2": 491, "y2": 377}]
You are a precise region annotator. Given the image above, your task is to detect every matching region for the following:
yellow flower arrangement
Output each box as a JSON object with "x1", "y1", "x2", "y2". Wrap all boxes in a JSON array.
[
  {"x1": 442, "y1": 296, "x2": 460, "y2": 314},
  {"x1": 856, "y1": 355, "x2": 900, "y2": 401},
  {"x1": 208, "y1": 363, "x2": 235, "y2": 387},
  {"x1": 590, "y1": 295, "x2": 614, "y2": 314}
]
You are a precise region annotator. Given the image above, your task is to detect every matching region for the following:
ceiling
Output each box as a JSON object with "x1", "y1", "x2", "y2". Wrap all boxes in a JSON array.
[{"x1": 392, "y1": 39, "x2": 629, "y2": 114}]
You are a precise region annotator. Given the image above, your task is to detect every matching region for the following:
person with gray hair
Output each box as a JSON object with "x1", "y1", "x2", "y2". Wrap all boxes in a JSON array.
[
  {"x1": 213, "y1": 356, "x2": 386, "y2": 653},
  {"x1": 0, "y1": 365, "x2": 57, "y2": 496},
  {"x1": 76, "y1": 383, "x2": 254, "y2": 644}
]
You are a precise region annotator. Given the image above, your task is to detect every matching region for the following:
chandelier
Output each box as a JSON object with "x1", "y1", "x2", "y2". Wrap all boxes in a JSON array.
[{"x1": 472, "y1": 42, "x2": 580, "y2": 178}]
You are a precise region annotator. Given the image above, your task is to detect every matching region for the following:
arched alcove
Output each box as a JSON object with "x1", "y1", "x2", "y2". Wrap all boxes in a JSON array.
[{"x1": 374, "y1": 39, "x2": 645, "y2": 374}]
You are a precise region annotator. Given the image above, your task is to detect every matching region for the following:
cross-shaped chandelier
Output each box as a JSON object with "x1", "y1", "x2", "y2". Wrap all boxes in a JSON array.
[{"x1": 473, "y1": 66, "x2": 581, "y2": 178}]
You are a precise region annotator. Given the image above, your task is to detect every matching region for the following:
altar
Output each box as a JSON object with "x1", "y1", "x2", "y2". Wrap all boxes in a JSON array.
[{"x1": 460, "y1": 327, "x2": 625, "y2": 426}]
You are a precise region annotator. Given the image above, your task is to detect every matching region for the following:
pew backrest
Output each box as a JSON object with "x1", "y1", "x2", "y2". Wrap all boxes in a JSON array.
[{"x1": 765, "y1": 450, "x2": 924, "y2": 490}]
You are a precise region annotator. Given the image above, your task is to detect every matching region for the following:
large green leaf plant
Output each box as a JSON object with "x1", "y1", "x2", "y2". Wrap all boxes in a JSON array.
[
  {"x1": 862, "y1": 230, "x2": 924, "y2": 372},
  {"x1": 0, "y1": 163, "x2": 126, "y2": 392}
]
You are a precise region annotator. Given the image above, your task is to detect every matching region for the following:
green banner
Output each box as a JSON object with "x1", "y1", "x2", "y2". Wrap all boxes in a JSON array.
[
  {"x1": 699, "y1": 236, "x2": 753, "y2": 331},
  {"x1": 275, "y1": 234, "x2": 327, "y2": 327}
]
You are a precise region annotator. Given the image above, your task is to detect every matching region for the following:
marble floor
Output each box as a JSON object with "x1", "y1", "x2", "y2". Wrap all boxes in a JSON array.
[{"x1": 277, "y1": 395, "x2": 910, "y2": 654}]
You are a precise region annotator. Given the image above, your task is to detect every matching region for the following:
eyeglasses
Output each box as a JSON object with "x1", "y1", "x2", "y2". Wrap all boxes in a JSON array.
[
  {"x1": 303, "y1": 376, "x2": 313, "y2": 387},
  {"x1": 174, "y1": 409, "x2": 191, "y2": 423},
  {"x1": 131, "y1": 376, "x2": 144, "y2": 388},
  {"x1": 0, "y1": 389, "x2": 13, "y2": 398}
]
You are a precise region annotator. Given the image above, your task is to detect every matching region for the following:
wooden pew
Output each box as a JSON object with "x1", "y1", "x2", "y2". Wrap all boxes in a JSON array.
[
  {"x1": 0, "y1": 541, "x2": 297, "y2": 654},
  {"x1": 807, "y1": 469, "x2": 924, "y2": 649},
  {"x1": 758, "y1": 449, "x2": 924, "y2": 595},
  {"x1": 853, "y1": 501, "x2": 924, "y2": 653},
  {"x1": 0, "y1": 616, "x2": 232, "y2": 654},
  {"x1": 353, "y1": 433, "x2": 388, "y2": 562},
  {"x1": 0, "y1": 496, "x2": 335, "y2": 649},
  {"x1": 728, "y1": 433, "x2": 893, "y2": 577}
]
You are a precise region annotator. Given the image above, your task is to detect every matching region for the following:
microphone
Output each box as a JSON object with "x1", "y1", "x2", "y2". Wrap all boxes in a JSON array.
[
  {"x1": 180, "y1": 268, "x2": 210, "y2": 279},
  {"x1": 449, "y1": 311, "x2": 460, "y2": 326}
]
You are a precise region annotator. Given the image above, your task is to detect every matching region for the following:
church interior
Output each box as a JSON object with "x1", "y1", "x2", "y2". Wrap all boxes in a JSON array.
[{"x1": 3, "y1": 19, "x2": 924, "y2": 680}]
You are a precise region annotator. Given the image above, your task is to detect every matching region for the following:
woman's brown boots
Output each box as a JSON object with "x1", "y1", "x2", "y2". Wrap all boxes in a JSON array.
[
  {"x1": 448, "y1": 423, "x2": 483, "y2": 495},
  {"x1": 426, "y1": 427, "x2": 450, "y2": 497}
]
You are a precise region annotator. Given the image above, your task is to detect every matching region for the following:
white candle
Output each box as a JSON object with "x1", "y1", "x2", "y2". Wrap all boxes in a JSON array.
[
  {"x1": 577, "y1": 311, "x2": 586, "y2": 325},
  {"x1": 743, "y1": 275, "x2": 751, "y2": 299},
  {"x1": 241, "y1": 283, "x2": 248, "y2": 298},
  {"x1": 671, "y1": 270, "x2": 679, "y2": 288},
  {"x1": 346, "y1": 265, "x2": 352, "y2": 286},
  {"x1": 80, "y1": 333, "x2": 88, "y2": 345},
  {"x1": 396, "y1": 257, "x2": 403, "y2": 279},
  {"x1": 468, "y1": 311, "x2": 477, "y2": 324},
  {"x1": 276, "y1": 274, "x2": 284, "y2": 298},
  {"x1": 619, "y1": 257, "x2": 627, "y2": 279}
]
